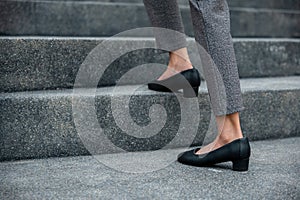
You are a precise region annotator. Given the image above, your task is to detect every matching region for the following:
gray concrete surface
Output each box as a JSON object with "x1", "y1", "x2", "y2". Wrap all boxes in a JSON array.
[
  {"x1": 0, "y1": 137, "x2": 299, "y2": 199},
  {"x1": 101, "y1": 0, "x2": 300, "y2": 10},
  {"x1": 1, "y1": 37, "x2": 299, "y2": 92},
  {"x1": 0, "y1": 1, "x2": 299, "y2": 37},
  {"x1": 1, "y1": 76, "x2": 299, "y2": 161}
]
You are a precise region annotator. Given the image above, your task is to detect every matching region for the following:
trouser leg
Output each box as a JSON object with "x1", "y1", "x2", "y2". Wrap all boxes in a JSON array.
[
  {"x1": 143, "y1": 0, "x2": 188, "y2": 51},
  {"x1": 189, "y1": 0, "x2": 244, "y2": 115},
  {"x1": 143, "y1": 0, "x2": 244, "y2": 115}
]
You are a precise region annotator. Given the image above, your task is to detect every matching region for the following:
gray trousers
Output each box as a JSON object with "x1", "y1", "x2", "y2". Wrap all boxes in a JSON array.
[{"x1": 143, "y1": 0, "x2": 244, "y2": 115}]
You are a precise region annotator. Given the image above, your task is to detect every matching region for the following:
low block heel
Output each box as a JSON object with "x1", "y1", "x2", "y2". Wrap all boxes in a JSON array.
[
  {"x1": 232, "y1": 158, "x2": 249, "y2": 171},
  {"x1": 183, "y1": 86, "x2": 199, "y2": 98}
]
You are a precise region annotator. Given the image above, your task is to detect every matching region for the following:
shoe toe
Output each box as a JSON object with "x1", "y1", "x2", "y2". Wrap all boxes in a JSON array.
[
  {"x1": 177, "y1": 152, "x2": 187, "y2": 164},
  {"x1": 148, "y1": 82, "x2": 171, "y2": 92},
  {"x1": 177, "y1": 148, "x2": 199, "y2": 164}
]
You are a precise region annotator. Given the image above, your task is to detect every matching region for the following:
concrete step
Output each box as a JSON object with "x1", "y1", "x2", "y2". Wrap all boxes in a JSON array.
[
  {"x1": 0, "y1": 1, "x2": 299, "y2": 37},
  {"x1": 227, "y1": 0, "x2": 300, "y2": 10},
  {"x1": 25, "y1": 0, "x2": 300, "y2": 10},
  {"x1": 1, "y1": 76, "x2": 299, "y2": 161},
  {"x1": 101, "y1": 0, "x2": 300, "y2": 10},
  {"x1": 1, "y1": 137, "x2": 299, "y2": 199},
  {"x1": 1, "y1": 37, "x2": 299, "y2": 93}
]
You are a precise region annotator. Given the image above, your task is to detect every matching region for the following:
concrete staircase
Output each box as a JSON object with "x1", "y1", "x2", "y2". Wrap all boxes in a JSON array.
[{"x1": 0, "y1": 0, "x2": 300, "y2": 162}]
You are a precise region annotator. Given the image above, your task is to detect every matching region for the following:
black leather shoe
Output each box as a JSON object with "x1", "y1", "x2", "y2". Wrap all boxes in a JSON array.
[
  {"x1": 177, "y1": 137, "x2": 251, "y2": 171},
  {"x1": 148, "y1": 68, "x2": 201, "y2": 98}
]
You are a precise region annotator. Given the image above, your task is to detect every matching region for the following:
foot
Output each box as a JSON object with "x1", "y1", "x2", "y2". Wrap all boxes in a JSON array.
[
  {"x1": 195, "y1": 135, "x2": 243, "y2": 155},
  {"x1": 157, "y1": 67, "x2": 180, "y2": 81},
  {"x1": 157, "y1": 65, "x2": 193, "y2": 80},
  {"x1": 158, "y1": 48, "x2": 193, "y2": 81},
  {"x1": 195, "y1": 113, "x2": 244, "y2": 155}
]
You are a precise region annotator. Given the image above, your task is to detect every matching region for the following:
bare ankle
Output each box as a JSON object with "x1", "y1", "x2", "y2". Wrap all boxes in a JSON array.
[
  {"x1": 218, "y1": 130, "x2": 243, "y2": 144},
  {"x1": 169, "y1": 48, "x2": 193, "y2": 72},
  {"x1": 216, "y1": 112, "x2": 244, "y2": 143}
]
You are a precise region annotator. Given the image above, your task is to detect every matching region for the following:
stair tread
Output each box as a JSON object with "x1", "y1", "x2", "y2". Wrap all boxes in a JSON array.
[
  {"x1": 0, "y1": 137, "x2": 299, "y2": 199},
  {"x1": 2, "y1": 36, "x2": 300, "y2": 41},
  {"x1": 1, "y1": 76, "x2": 300, "y2": 97}
]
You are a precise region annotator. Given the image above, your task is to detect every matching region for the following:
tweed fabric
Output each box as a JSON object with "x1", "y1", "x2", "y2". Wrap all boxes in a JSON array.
[
  {"x1": 143, "y1": 0, "x2": 244, "y2": 115},
  {"x1": 143, "y1": 0, "x2": 188, "y2": 51}
]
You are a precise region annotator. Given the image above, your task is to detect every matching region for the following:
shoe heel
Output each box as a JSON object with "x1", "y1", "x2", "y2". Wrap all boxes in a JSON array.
[
  {"x1": 232, "y1": 158, "x2": 249, "y2": 171},
  {"x1": 183, "y1": 86, "x2": 199, "y2": 98}
]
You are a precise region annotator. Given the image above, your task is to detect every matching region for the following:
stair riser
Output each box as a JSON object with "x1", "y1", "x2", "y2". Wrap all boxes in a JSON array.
[
  {"x1": 1, "y1": 38, "x2": 299, "y2": 92},
  {"x1": 227, "y1": 0, "x2": 300, "y2": 10},
  {"x1": 0, "y1": 86, "x2": 299, "y2": 161},
  {"x1": 100, "y1": 0, "x2": 300, "y2": 10},
  {"x1": 1, "y1": 1, "x2": 299, "y2": 37}
]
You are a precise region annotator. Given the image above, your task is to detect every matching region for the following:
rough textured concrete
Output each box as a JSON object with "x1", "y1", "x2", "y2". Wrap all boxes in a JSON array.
[
  {"x1": 0, "y1": 137, "x2": 299, "y2": 199},
  {"x1": 102, "y1": 0, "x2": 300, "y2": 10},
  {"x1": 1, "y1": 76, "x2": 299, "y2": 161},
  {"x1": 1, "y1": 37, "x2": 299, "y2": 92},
  {"x1": 0, "y1": 1, "x2": 299, "y2": 37},
  {"x1": 227, "y1": 0, "x2": 300, "y2": 10}
]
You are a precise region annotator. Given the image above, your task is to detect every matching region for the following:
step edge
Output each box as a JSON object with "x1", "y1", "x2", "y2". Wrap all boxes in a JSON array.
[{"x1": 1, "y1": 76, "x2": 300, "y2": 98}]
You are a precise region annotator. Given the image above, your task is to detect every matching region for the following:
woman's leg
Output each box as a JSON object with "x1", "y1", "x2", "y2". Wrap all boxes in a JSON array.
[
  {"x1": 143, "y1": 0, "x2": 245, "y2": 153},
  {"x1": 143, "y1": 0, "x2": 193, "y2": 80},
  {"x1": 188, "y1": 0, "x2": 244, "y2": 154}
]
